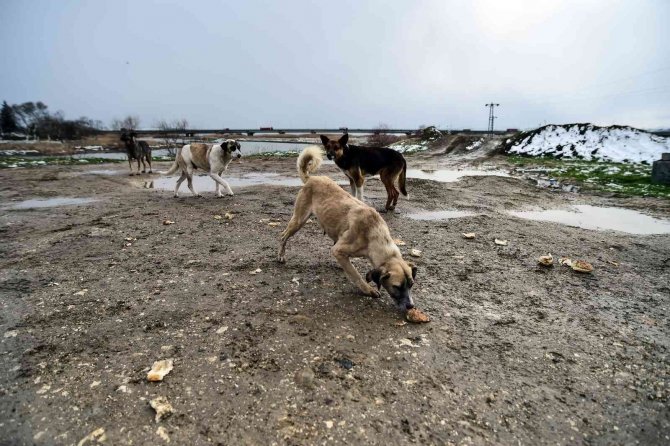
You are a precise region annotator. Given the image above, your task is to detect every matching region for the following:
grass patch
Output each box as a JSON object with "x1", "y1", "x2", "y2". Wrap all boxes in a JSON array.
[
  {"x1": 245, "y1": 151, "x2": 300, "y2": 158},
  {"x1": 0, "y1": 156, "x2": 126, "y2": 169},
  {"x1": 508, "y1": 155, "x2": 669, "y2": 199}
]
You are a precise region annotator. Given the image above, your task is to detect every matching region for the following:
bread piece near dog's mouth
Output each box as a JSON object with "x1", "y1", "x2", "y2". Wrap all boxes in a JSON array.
[{"x1": 406, "y1": 308, "x2": 430, "y2": 323}]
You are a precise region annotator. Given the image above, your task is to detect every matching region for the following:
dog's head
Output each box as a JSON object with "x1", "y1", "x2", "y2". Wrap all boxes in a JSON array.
[
  {"x1": 366, "y1": 260, "x2": 417, "y2": 311},
  {"x1": 320, "y1": 134, "x2": 348, "y2": 161},
  {"x1": 221, "y1": 139, "x2": 242, "y2": 158}
]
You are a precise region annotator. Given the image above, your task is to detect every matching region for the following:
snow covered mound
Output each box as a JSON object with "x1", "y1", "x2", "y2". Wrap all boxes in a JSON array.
[{"x1": 505, "y1": 124, "x2": 669, "y2": 163}]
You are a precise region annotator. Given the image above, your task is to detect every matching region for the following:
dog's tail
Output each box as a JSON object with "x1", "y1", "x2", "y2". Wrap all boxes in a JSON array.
[
  {"x1": 163, "y1": 145, "x2": 184, "y2": 175},
  {"x1": 399, "y1": 158, "x2": 408, "y2": 196},
  {"x1": 296, "y1": 145, "x2": 323, "y2": 183}
]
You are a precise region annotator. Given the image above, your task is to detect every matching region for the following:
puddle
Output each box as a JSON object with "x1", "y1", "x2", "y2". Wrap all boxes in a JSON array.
[
  {"x1": 508, "y1": 205, "x2": 670, "y2": 235},
  {"x1": 86, "y1": 169, "x2": 124, "y2": 175},
  {"x1": 153, "y1": 172, "x2": 345, "y2": 191},
  {"x1": 405, "y1": 209, "x2": 476, "y2": 220},
  {"x1": 406, "y1": 169, "x2": 509, "y2": 182},
  {"x1": 5, "y1": 197, "x2": 98, "y2": 210}
]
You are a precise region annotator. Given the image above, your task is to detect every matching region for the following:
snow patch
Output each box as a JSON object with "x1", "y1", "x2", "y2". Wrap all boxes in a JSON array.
[{"x1": 506, "y1": 124, "x2": 669, "y2": 164}]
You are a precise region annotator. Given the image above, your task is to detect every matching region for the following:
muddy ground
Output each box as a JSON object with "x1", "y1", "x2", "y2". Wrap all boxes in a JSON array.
[{"x1": 0, "y1": 153, "x2": 669, "y2": 445}]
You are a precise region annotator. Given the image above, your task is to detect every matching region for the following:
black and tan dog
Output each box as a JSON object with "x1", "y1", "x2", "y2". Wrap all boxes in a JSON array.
[
  {"x1": 320, "y1": 134, "x2": 408, "y2": 210},
  {"x1": 278, "y1": 146, "x2": 417, "y2": 311},
  {"x1": 120, "y1": 130, "x2": 152, "y2": 175}
]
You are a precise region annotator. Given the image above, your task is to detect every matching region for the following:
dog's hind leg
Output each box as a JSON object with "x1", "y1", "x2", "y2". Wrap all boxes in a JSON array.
[
  {"x1": 278, "y1": 189, "x2": 311, "y2": 263},
  {"x1": 141, "y1": 157, "x2": 147, "y2": 174},
  {"x1": 380, "y1": 170, "x2": 397, "y2": 210},
  {"x1": 174, "y1": 172, "x2": 186, "y2": 197},
  {"x1": 331, "y1": 242, "x2": 380, "y2": 298},
  {"x1": 146, "y1": 152, "x2": 153, "y2": 173},
  {"x1": 128, "y1": 158, "x2": 134, "y2": 176}
]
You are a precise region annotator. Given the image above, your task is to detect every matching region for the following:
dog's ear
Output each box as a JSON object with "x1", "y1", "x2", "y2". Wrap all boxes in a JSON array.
[
  {"x1": 319, "y1": 135, "x2": 329, "y2": 146},
  {"x1": 408, "y1": 262, "x2": 417, "y2": 280},
  {"x1": 236, "y1": 142, "x2": 241, "y2": 151},
  {"x1": 366, "y1": 268, "x2": 389, "y2": 290},
  {"x1": 338, "y1": 133, "x2": 348, "y2": 146}
]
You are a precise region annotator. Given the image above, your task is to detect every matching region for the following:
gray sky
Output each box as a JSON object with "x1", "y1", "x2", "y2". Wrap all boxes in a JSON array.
[{"x1": 2, "y1": 0, "x2": 669, "y2": 130}]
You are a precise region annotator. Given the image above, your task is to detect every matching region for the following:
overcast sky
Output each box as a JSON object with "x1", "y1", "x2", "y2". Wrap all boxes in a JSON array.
[{"x1": 1, "y1": 0, "x2": 669, "y2": 130}]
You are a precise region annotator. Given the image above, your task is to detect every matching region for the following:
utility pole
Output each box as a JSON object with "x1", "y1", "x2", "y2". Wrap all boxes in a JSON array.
[{"x1": 485, "y1": 103, "x2": 500, "y2": 135}]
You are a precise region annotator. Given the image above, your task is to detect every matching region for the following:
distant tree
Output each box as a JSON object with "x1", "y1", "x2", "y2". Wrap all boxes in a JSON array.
[
  {"x1": 156, "y1": 118, "x2": 189, "y2": 156},
  {"x1": 110, "y1": 115, "x2": 140, "y2": 131},
  {"x1": 1, "y1": 101, "x2": 18, "y2": 134},
  {"x1": 365, "y1": 123, "x2": 400, "y2": 147},
  {"x1": 11, "y1": 101, "x2": 49, "y2": 139}
]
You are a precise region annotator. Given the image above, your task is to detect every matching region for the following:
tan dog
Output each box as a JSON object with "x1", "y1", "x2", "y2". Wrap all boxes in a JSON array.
[
  {"x1": 278, "y1": 146, "x2": 417, "y2": 310},
  {"x1": 164, "y1": 140, "x2": 241, "y2": 197}
]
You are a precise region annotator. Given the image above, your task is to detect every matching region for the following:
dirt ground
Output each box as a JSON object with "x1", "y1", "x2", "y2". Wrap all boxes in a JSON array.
[{"x1": 0, "y1": 153, "x2": 669, "y2": 445}]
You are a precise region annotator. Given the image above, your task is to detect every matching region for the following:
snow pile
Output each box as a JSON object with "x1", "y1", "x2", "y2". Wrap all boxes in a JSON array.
[
  {"x1": 465, "y1": 139, "x2": 483, "y2": 151},
  {"x1": 506, "y1": 124, "x2": 669, "y2": 163},
  {"x1": 391, "y1": 141, "x2": 428, "y2": 154},
  {"x1": 418, "y1": 126, "x2": 442, "y2": 140}
]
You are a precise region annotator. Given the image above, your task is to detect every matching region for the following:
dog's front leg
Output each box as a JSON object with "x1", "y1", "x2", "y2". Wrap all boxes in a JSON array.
[
  {"x1": 209, "y1": 172, "x2": 234, "y2": 196},
  {"x1": 331, "y1": 246, "x2": 381, "y2": 298}
]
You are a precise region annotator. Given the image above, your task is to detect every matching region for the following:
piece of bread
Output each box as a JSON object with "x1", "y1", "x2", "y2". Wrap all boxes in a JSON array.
[{"x1": 406, "y1": 308, "x2": 430, "y2": 323}]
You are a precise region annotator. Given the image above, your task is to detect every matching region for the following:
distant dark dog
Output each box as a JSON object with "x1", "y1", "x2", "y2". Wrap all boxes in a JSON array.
[
  {"x1": 320, "y1": 134, "x2": 407, "y2": 210},
  {"x1": 120, "y1": 130, "x2": 152, "y2": 175}
]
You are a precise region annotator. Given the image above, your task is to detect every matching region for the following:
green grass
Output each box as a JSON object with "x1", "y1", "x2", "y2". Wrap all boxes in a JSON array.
[{"x1": 508, "y1": 155, "x2": 669, "y2": 198}]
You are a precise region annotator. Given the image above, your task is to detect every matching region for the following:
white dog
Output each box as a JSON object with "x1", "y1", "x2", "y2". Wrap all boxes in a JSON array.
[{"x1": 164, "y1": 140, "x2": 241, "y2": 197}]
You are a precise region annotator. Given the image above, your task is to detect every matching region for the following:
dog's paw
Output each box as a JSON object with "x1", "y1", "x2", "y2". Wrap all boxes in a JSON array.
[
  {"x1": 366, "y1": 287, "x2": 381, "y2": 299},
  {"x1": 277, "y1": 255, "x2": 286, "y2": 263}
]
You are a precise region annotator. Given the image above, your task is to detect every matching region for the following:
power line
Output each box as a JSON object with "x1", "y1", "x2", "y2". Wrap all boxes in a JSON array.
[{"x1": 485, "y1": 103, "x2": 499, "y2": 134}]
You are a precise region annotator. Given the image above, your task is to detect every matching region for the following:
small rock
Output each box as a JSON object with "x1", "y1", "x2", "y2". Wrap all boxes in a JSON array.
[
  {"x1": 215, "y1": 326, "x2": 228, "y2": 334},
  {"x1": 409, "y1": 249, "x2": 422, "y2": 257},
  {"x1": 268, "y1": 222, "x2": 281, "y2": 227},
  {"x1": 494, "y1": 239, "x2": 508, "y2": 246},
  {"x1": 224, "y1": 212, "x2": 234, "y2": 220},
  {"x1": 3, "y1": 330, "x2": 18, "y2": 338},
  {"x1": 294, "y1": 368, "x2": 315, "y2": 389},
  {"x1": 213, "y1": 215, "x2": 223, "y2": 220},
  {"x1": 249, "y1": 268, "x2": 262, "y2": 275},
  {"x1": 73, "y1": 289, "x2": 88, "y2": 296},
  {"x1": 325, "y1": 420, "x2": 334, "y2": 429},
  {"x1": 163, "y1": 220, "x2": 175, "y2": 225},
  {"x1": 336, "y1": 358, "x2": 354, "y2": 370},
  {"x1": 462, "y1": 233, "x2": 476, "y2": 239}
]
